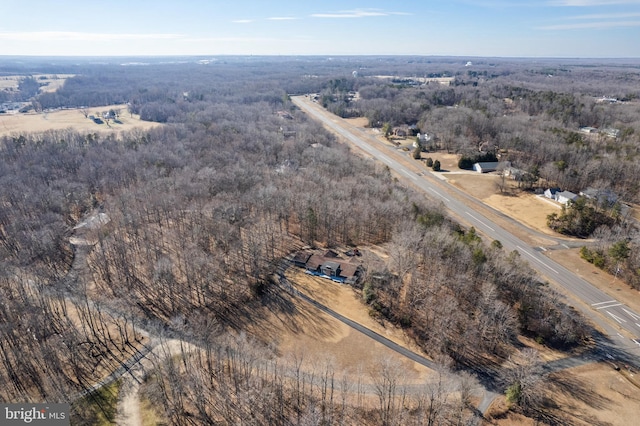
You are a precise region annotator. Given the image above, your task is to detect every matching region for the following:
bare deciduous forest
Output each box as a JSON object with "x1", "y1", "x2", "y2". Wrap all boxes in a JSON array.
[{"x1": 1, "y1": 56, "x2": 639, "y2": 424}]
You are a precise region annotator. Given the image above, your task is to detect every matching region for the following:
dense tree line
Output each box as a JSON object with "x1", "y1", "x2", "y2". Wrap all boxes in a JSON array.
[
  {"x1": 580, "y1": 225, "x2": 640, "y2": 289},
  {"x1": 0, "y1": 66, "x2": 430, "y2": 421},
  {"x1": 361, "y1": 216, "x2": 588, "y2": 371}
]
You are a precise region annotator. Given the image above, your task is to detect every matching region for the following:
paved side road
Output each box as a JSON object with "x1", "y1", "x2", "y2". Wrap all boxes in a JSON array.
[{"x1": 278, "y1": 270, "x2": 503, "y2": 415}]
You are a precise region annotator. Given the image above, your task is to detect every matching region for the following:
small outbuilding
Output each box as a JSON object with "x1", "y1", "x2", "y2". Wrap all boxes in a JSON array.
[
  {"x1": 473, "y1": 162, "x2": 500, "y2": 173},
  {"x1": 471, "y1": 161, "x2": 511, "y2": 174}
]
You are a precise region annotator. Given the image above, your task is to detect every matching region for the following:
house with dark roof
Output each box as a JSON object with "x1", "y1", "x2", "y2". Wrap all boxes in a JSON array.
[
  {"x1": 293, "y1": 250, "x2": 364, "y2": 285},
  {"x1": 544, "y1": 187, "x2": 561, "y2": 199},
  {"x1": 292, "y1": 251, "x2": 312, "y2": 268}
]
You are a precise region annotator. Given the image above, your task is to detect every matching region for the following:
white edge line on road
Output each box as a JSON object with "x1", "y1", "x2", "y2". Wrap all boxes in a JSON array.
[
  {"x1": 516, "y1": 246, "x2": 559, "y2": 274},
  {"x1": 608, "y1": 312, "x2": 627, "y2": 324},
  {"x1": 428, "y1": 187, "x2": 450, "y2": 202},
  {"x1": 596, "y1": 303, "x2": 622, "y2": 310},
  {"x1": 592, "y1": 300, "x2": 617, "y2": 306},
  {"x1": 622, "y1": 308, "x2": 640, "y2": 321},
  {"x1": 402, "y1": 169, "x2": 417, "y2": 181},
  {"x1": 465, "y1": 212, "x2": 496, "y2": 232}
]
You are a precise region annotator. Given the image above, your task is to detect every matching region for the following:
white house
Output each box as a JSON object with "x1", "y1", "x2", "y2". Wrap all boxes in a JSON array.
[
  {"x1": 557, "y1": 191, "x2": 579, "y2": 205},
  {"x1": 473, "y1": 161, "x2": 510, "y2": 173},
  {"x1": 544, "y1": 188, "x2": 561, "y2": 199}
]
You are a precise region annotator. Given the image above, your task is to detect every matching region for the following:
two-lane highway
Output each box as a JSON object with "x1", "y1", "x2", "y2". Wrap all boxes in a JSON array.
[{"x1": 292, "y1": 95, "x2": 640, "y2": 353}]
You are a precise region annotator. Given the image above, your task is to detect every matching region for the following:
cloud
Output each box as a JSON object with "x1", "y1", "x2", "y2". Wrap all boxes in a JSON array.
[
  {"x1": 538, "y1": 19, "x2": 640, "y2": 28},
  {"x1": 568, "y1": 11, "x2": 640, "y2": 18},
  {"x1": 311, "y1": 9, "x2": 410, "y2": 19},
  {"x1": 183, "y1": 36, "x2": 287, "y2": 43},
  {"x1": 232, "y1": 19, "x2": 254, "y2": 24},
  {"x1": 0, "y1": 31, "x2": 183, "y2": 41},
  {"x1": 549, "y1": 0, "x2": 640, "y2": 6},
  {"x1": 267, "y1": 17, "x2": 298, "y2": 21}
]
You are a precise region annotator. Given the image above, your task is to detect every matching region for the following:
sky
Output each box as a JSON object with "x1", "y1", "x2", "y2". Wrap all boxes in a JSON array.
[{"x1": 1, "y1": 0, "x2": 639, "y2": 57}]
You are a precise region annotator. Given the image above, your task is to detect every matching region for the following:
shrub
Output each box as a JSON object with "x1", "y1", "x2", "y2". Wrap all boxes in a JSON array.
[
  {"x1": 412, "y1": 146, "x2": 422, "y2": 159},
  {"x1": 506, "y1": 382, "x2": 522, "y2": 405}
]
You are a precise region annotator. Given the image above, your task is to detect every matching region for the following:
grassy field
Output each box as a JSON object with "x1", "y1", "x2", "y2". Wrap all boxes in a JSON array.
[
  {"x1": 0, "y1": 74, "x2": 75, "y2": 92},
  {"x1": 0, "y1": 105, "x2": 161, "y2": 137},
  {"x1": 487, "y1": 362, "x2": 640, "y2": 426},
  {"x1": 250, "y1": 267, "x2": 433, "y2": 387}
]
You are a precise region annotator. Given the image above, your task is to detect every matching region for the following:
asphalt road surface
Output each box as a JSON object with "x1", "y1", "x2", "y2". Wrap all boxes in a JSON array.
[{"x1": 292, "y1": 95, "x2": 640, "y2": 357}]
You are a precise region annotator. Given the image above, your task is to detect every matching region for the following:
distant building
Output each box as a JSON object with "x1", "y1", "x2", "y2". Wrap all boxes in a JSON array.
[
  {"x1": 596, "y1": 97, "x2": 618, "y2": 104},
  {"x1": 579, "y1": 126, "x2": 598, "y2": 134},
  {"x1": 557, "y1": 191, "x2": 579, "y2": 205},
  {"x1": 580, "y1": 188, "x2": 618, "y2": 205},
  {"x1": 393, "y1": 127, "x2": 408, "y2": 137},
  {"x1": 601, "y1": 128, "x2": 620, "y2": 139},
  {"x1": 503, "y1": 166, "x2": 525, "y2": 180},
  {"x1": 544, "y1": 188, "x2": 561, "y2": 199},
  {"x1": 292, "y1": 250, "x2": 364, "y2": 285},
  {"x1": 473, "y1": 161, "x2": 510, "y2": 173}
]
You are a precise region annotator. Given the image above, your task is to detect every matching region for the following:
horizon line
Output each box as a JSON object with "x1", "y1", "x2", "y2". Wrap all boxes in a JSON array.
[{"x1": 1, "y1": 54, "x2": 640, "y2": 60}]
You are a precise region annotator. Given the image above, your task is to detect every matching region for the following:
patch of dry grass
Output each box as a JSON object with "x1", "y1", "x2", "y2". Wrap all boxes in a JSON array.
[{"x1": 0, "y1": 105, "x2": 161, "y2": 137}]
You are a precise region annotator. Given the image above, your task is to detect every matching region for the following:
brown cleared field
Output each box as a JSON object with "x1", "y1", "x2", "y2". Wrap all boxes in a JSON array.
[
  {"x1": 0, "y1": 105, "x2": 161, "y2": 137},
  {"x1": 486, "y1": 362, "x2": 640, "y2": 426},
  {"x1": 447, "y1": 173, "x2": 562, "y2": 236},
  {"x1": 247, "y1": 267, "x2": 433, "y2": 386},
  {"x1": 0, "y1": 74, "x2": 75, "y2": 93}
]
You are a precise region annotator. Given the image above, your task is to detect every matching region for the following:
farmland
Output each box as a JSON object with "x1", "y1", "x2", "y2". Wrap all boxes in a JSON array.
[{"x1": 0, "y1": 104, "x2": 161, "y2": 137}]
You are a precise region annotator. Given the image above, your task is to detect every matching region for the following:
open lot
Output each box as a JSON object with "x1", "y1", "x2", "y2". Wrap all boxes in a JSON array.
[
  {"x1": 0, "y1": 105, "x2": 161, "y2": 137},
  {"x1": 486, "y1": 362, "x2": 640, "y2": 426},
  {"x1": 0, "y1": 73, "x2": 75, "y2": 93},
  {"x1": 249, "y1": 267, "x2": 433, "y2": 387},
  {"x1": 448, "y1": 173, "x2": 562, "y2": 236}
]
